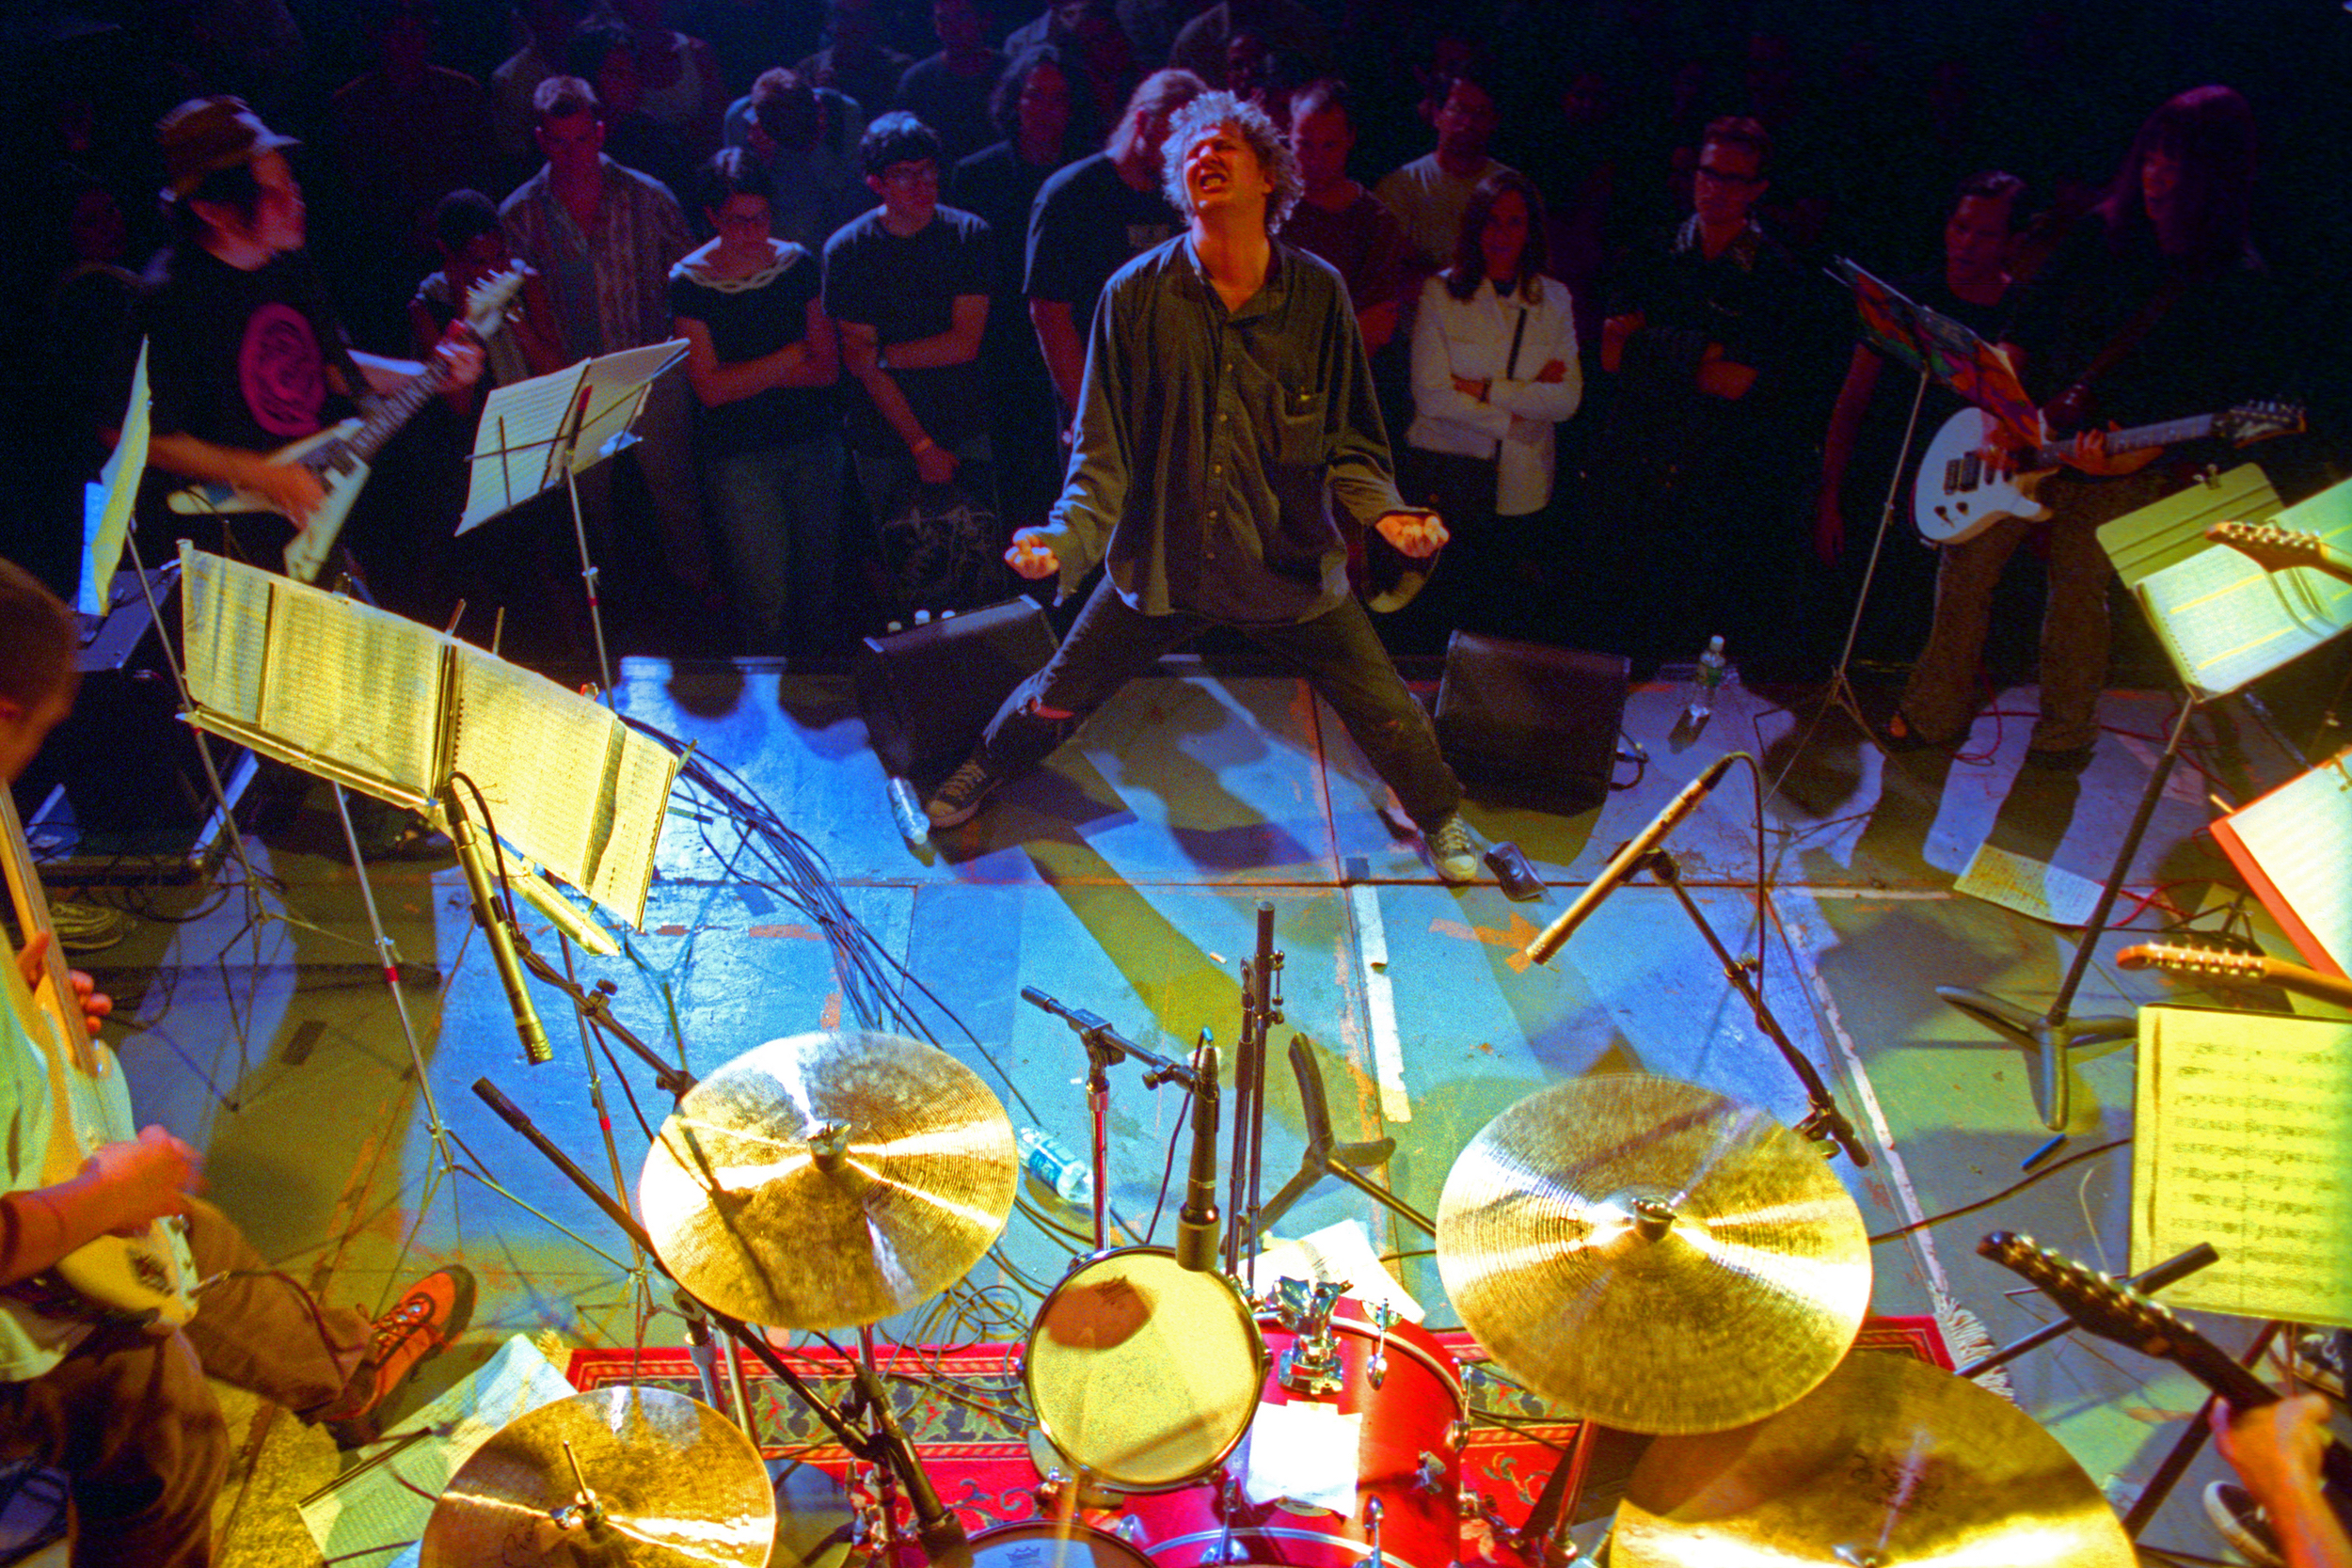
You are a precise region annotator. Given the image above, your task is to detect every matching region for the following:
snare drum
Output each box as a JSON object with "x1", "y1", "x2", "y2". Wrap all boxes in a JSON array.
[
  {"x1": 1024, "y1": 1248, "x2": 1269, "y2": 1491},
  {"x1": 971, "y1": 1519, "x2": 1161, "y2": 1568},
  {"x1": 1119, "y1": 1304, "x2": 1465, "y2": 1568}
]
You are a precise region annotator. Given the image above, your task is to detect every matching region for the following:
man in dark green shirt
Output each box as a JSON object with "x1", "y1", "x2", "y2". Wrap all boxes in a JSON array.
[{"x1": 924, "y1": 90, "x2": 1478, "y2": 882}]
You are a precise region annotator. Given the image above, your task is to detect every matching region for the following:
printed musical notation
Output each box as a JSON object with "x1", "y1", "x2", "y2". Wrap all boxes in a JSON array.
[{"x1": 2133, "y1": 1006, "x2": 2352, "y2": 1327}]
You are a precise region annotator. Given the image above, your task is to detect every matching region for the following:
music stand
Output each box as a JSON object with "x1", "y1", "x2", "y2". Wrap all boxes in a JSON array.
[
  {"x1": 1939, "y1": 472, "x2": 2352, "y2": 1135},
  {"x1": 462, "y1": 342, "x2": 689, "y2": 702},
  {"x1": 1811, "y1": 262, "x2": 2037, "y2": 751}
]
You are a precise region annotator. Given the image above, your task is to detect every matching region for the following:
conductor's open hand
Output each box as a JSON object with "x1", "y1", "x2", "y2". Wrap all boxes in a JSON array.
[
  {"x1": 1375, "y1": 510, "x2": 1448, "y2": 559},
  {"x1": 1006, "y1": 528, "x2": 1060, "y2": 579}
]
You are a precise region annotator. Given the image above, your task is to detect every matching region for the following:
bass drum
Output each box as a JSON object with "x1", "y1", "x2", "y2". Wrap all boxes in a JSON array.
[
  {"x1": 1023, "y1": 1248, "x2": 1269, "y2": 1492},
  {"x1": 971, "y1": 1520, "x2": 1163, "y2": 1568},
  {"x1": 1118, "y1": 1303, "x2": 1465, "y2": 1568}
]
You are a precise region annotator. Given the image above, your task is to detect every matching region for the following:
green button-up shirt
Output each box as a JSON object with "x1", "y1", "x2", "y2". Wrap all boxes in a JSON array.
[{"x1": 1037, "y1": 235, "x2": 1406, "y2": 624}]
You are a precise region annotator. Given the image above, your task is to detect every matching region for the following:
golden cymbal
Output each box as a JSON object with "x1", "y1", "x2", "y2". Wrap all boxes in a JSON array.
[
  {"x1": 1435, "y1": 1074, "x2": 1870, "y2": 1433},
  {"x1": 639, "y1": 1029, "x2": 1017, "y2": 1328},
  {"x1": 1613, "y1": 1350, "x2": 2136, "y2": 1566},
  {"x1": 420, "y1": 1385, "x2": 774, "y2": 1568}
]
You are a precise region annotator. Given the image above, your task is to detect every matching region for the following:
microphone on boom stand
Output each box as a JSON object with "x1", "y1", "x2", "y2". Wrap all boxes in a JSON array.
[
  {"x1": 1175, "y1": 1037, "x2": 1222, "y2": 1273},
  {"x1": 1522, "y1": 752, "x2": 1737, "y2": 967},
  {"x1": 443, "y1": 783, "x2": 553, "y2": 1064}
]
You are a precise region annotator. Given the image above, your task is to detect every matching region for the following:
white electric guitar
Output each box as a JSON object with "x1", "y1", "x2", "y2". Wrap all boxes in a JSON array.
[
  {"x1": 0, "y1": 789, "x2": 198, "y2": 1330},
  {"x1": 1912, "y1": 399, "x2": 2304, "y2": 546},
  {"x1": 167, "y1": 269, "x2": 525, "y2": 584}
]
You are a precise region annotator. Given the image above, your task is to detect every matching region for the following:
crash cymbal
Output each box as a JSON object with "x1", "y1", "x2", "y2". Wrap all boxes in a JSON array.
[
  {"x1": 1613, "y1": 1350, "x2": 2135, "y2": 1566},
  {"x1": 1436, "y1": 1074, "x2": 1869, "y2": 1433},
  {"x1": 639, "y1": 1029, "x2": 1017, "y2": 1328},
  {"x1": 420, "y1": 1385, "x2": 773, "y2": 1567}
]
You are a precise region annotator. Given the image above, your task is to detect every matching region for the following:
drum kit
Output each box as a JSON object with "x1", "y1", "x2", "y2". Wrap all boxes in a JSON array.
[{"x1": 440, "y1": 1028, "x2": 2137, "y2": 1567}]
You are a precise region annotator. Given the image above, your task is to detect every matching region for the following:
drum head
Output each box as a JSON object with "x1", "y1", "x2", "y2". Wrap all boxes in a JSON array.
[
  {"x1": 970, "y1": 1521, "x2": 1157, "y2": 1568},
  {"x1": 1025, "y1": 1249, "x2": 1264, "y2": 1490}
]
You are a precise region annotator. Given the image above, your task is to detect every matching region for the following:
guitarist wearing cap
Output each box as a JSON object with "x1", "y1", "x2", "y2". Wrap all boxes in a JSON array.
[
  {"x1": 0, "y1": 559, "x2": 476, "y2": 1566},
  {"x1": 1885, "y1": 86, "x2": 2294, "y2": 773},
  {"x1": 135, "y1": 96, "x2": 483, "y2": 610}
]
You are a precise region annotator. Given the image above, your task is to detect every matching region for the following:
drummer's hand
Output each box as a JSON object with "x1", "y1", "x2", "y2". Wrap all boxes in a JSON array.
[{"x1": 1006, "y1": 529, "x2": 1060, "y2": 579}]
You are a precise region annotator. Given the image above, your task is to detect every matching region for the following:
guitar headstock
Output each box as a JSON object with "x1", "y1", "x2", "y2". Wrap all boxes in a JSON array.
[
  {"x1": 1979, "y1": 1231, "x2": 2190, "y2": 1359},
  {"x1": 465, "y1": 268, "x2": 527, "y2": 335},
  {"x1": 2207, "y1": 519, "x2": 2329, "y2": 570},
  {"x1": 2116, "y1": 942, "x2": 2269, "y2": 983},
  {"x1": 2214, "y1": 401, "x2": 2305, "y2": 446}
]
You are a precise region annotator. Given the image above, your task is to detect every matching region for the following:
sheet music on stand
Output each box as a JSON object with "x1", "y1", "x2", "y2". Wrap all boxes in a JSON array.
[
  {"x1": 2211, "y1": 749, "x2": 2352, "y2": 980},
  {"x1": 459, "y1": 341, "x2": 688, "y2": 535},
  {"x1": 2113, "y1": 474, "x2": 2352, "y2": 701},
  {"x1": 2132, "y1": 1005, "x2": 2352, "y2": 1328},
  {"x1": 78, "y1": 340, "x2": 150, "y2": 615},
  {"x1": 177, "y1": 546, "x2": 675, "y2": 927},
  {"x1": 1834, "y1": 258, "x2": 2038, "y2": 438}
]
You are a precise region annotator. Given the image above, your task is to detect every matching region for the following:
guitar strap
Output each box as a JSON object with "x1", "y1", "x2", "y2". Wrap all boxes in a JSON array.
[
  {"x1": 2051, "y1": 273, "x2": 2186, "y2": 428},
  {"x1": 1493, "y1": 305, "x2": 1529, "y2": 461}
]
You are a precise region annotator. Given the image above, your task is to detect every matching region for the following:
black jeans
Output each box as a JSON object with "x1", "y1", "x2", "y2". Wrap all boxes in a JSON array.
[{"x1": 977, "y1": 579, "x2": 1465, "y2": 830}]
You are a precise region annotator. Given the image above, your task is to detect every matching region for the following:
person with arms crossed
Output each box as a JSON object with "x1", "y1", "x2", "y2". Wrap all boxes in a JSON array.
[{"x1": 922, "y1": 91, "x2": 1477, "y2": 883}]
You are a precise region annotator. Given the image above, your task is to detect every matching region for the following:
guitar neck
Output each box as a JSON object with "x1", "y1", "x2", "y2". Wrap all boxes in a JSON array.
[
  {"x1": 343, "y1": 356, "x2": 457, "y2": 466},
  {"x1": 0, "y1": 788, "x2": 93, "y2": 1074},
  {"x1": 2118, "y1": 943, "x2": 2352, "y2": 1008},
  {"x1": 2030, "y1": 413, "x2": 2213, "y2": 468}
]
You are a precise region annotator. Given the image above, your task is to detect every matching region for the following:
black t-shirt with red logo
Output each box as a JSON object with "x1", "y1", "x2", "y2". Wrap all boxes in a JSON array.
[{"x1": 138, "y1": 243, "x2": 360, "y2": 451}]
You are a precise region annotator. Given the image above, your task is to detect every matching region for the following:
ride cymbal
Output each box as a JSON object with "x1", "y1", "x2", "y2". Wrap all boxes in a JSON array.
[
  {"x1": 420, "y1": 1386, "x2": 773, "y2": 1567},
  {"x1": 1436, "y1": 1074, "x2": 1869, "y2": 1433},
  {"x1": 1613, "y1": 1350, "x2": 2135, "y2": 1566},
  {"x1": 639, "y1": 1029, "x2": 1017, "y2": 1328}
]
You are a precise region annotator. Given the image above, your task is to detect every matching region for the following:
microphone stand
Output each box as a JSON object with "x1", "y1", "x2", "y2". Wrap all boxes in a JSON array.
[
  {"x1": 1020, "y1": 987, "x2": 1200, "y2": 1250},
  {"x1": 471, "y1": 1076, "x2": 972, "y2": 1567},
  {"x1": 1639, "y1": 850, "x2": 1869, "y2": 1166}
]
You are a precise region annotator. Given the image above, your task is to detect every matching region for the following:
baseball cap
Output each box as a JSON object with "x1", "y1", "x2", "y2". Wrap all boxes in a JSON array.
[{"x1": 158, "y1": 96, "x2": 300, "y2": 198}]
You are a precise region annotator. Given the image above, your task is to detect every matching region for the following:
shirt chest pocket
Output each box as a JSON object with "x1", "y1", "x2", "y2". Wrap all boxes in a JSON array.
[{"x1": 1273, "y1": 384, "x2": 1326, "y2": 466}]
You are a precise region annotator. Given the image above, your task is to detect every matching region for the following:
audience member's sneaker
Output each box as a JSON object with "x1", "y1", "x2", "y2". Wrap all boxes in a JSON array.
[
  {"x1": 1424, "y1": 812, "x2": 1481, "y2": 883},
  {"x1": 49, "y1": 900, "x2": 134, "y2": 955},
  {"x1": 2280, "y1": 1326, "x2": 2351, "y2": 1403},
  {"x1": 322, "y1": 1265, "x2": 476, "y2": 1448},
  {"x1": 2204, "y1": 1481, "x2": 2285, "y2": 1568},
  {"x1": 925, "y1": 757, "x2": 1002, "y2": 828}
]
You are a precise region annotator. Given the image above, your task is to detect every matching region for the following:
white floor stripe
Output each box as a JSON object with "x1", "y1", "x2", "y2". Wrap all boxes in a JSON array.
[{"x1": 1351, "y1": 884, "x2": 1411, "y2": 1123}]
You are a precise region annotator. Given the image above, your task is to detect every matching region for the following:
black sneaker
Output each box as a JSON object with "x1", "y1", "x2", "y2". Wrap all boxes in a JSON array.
[
  {"x1": 2204, "y1": 1481, "x2": 2284, "y2": 1568},
  {"x1": 925, "y1": 757, "x2": 1002, "y2": 829},
  {"x1": 2281, "y1": 1326, "x2": 2351, "y2": 1403}
]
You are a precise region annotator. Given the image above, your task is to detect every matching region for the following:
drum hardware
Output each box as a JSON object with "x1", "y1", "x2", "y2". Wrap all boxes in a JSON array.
[
  {"x1": 1365, "y1": 1496, "x2": 1385, "y2": 1568},
  {"x1": 1414, "y1": 1454, "x2": 1445, "y2": 1495},
  {"x1": 1021, "y1": 985, "x2": 1205, "y2": 1248},
  {"x1": 1227, "y1": 901, "x2": 1284, "y2": 1281},
  {"x1": 1266, "y1": 1276, "x2": 1350, "y2": 1394},
  {"x1": 1368, "y1": 1302, "x2": 1394, "y2": 1389},
  {"x1": 1255, "y1": 1036, "x2": 1430, "y2": 1243}
]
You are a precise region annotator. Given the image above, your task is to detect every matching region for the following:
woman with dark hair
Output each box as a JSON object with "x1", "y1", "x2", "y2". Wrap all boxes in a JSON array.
[
  {"x1": 1397, "y1": 167, "x2": 1580, "y2": 638},
  {"x1": 669, "y1": 146, "x2": 845, "y2": 653},
  {"x1": 946, "y1": 45, "x2": 1090, "y2": 534},
  {"x1": 1888, "y1": 84, "x2": 2291, "y2": 771}
]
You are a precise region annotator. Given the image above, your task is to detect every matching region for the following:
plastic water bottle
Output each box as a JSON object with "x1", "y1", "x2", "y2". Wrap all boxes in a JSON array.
[
  {"x1": 1686, "y1": 636, "x2": 1728, "y2": 725},
  {"x1": 885, "y1": 776, "x2": 930, "y2": 844},
  {"x1": 1016, "y1": 1127, "x2": 1093, "y2": 1206}
]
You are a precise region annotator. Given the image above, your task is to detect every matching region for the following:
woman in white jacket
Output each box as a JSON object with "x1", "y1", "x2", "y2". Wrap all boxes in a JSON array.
[{"x1": 1397, "y1": 169, "x2": 1581, "y2": 638}]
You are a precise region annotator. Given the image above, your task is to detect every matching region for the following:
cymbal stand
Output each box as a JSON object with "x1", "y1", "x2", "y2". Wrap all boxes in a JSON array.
[
  {"x1": 1227, "y1": 903, "x2": 1282, "y2": 1283},
  {"x1": 472, "y1": 1077, "x2": 974, "y2": 1568},
  {"x1": 1641, "y1": 851, "x2": 1871, "y2": 1166},
  {"x1": 1255, "y1": 1037, "x2": 1427, "y2": 1238},
  {"x1": 1021, "y1": 986, "x2": 1200, "y2": 1249}
]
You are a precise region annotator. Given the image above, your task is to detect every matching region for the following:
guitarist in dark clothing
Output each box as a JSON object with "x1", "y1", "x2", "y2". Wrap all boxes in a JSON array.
[
  {"x1": 135, "y1": 98, "x2": 483, "y2": 603},
  {"x1": 1887, "y1": 86, "x2": 2289, "y2": 770}
]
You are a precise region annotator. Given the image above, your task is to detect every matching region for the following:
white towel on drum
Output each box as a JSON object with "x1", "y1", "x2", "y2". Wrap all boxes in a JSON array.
[{"x1": 1239, "y1": 1400, "x2": 1362, "y2": 1515}]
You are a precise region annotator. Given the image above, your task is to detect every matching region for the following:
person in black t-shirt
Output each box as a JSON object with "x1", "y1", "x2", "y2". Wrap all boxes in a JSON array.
[
  {"x1": 823, "y1": 112, "x2": 1000, "y2": 613},
  {"x1": 1812, "y1": 171, "x2": 2023, "y2": 664},
  {"x1": 136, "y1": 98, "x2": 483, "y2": 585},
  {"x1": 671, "y1": 148, "x2": 846, "y2": 654},
  {"x1": 1025, "y1": 69, "x2": 1204, "y2": 426}
]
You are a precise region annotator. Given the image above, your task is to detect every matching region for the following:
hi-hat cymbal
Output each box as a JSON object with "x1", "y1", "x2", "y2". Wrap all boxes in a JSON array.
[
  {"x1": 420, "y1": 1385, "x2": 774, "y2": 1567},
  {"x1": 1436, "y1": 1074, "x2": 1870, "y2": 1433},
  {"x1": 1613, "y1": 1350, "x2": 2135, "y2": 1566},
  {"x1": 638, "y1": 1029, "x2": 1017, "y2": 1328}
]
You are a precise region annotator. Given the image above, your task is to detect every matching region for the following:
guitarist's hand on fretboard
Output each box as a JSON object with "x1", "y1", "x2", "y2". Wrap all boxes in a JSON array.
[
  {"x1": 13, "y1": 933, "x2": 110, "y2": 1036},
  {"x1": 2051, "y1": 423, "x2": 2160, "y2": 478},
  {"x1": 432, "y1": 327, "x2": 485, "y2": 391}
]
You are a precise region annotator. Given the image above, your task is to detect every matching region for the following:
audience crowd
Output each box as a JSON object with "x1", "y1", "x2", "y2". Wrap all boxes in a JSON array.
[{"x1": 7, "y1": 0, "x2": 2347, "y2": 682}]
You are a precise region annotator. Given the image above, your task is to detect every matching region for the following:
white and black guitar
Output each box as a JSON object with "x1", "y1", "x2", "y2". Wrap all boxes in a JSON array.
[
  {"x1": 0, "y1": 788, "x2": 198, "y2": 1330},
  {"x1": 167, "y1": 269, "x2": 524, "y2": 584},
  {"x1": 1913, "y1": 400, "x2": 2304, "y2": 546}
]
